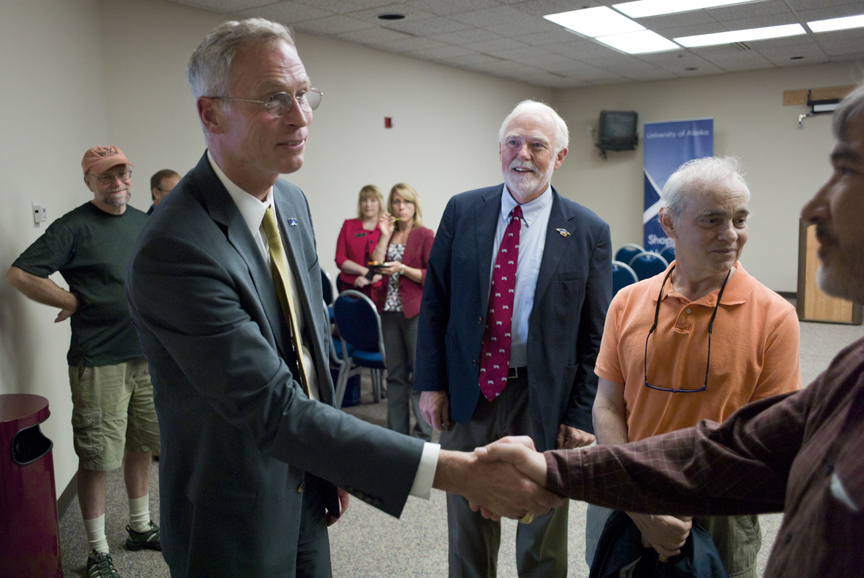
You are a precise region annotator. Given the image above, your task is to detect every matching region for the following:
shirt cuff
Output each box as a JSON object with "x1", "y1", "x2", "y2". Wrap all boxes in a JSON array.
[{"x1": 409, "y1": 442, "x2": 440, "y2": 499}]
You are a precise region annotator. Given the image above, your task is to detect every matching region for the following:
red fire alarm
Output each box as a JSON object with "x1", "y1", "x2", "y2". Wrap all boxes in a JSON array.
[{"x1": 384, "y1": 117, "x2": 393, "y2": 129}]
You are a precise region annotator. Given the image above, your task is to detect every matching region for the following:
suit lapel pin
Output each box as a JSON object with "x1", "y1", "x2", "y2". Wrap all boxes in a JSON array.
[
  {"x1": 556, "y1": 228, "x2": 570, "y2": 238},
  {"x1": 288, "y1": 218, "x2": 298, "y2": 227}
]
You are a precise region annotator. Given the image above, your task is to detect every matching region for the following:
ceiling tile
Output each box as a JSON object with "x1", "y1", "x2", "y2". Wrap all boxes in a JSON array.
[
  {"x1": 514, "y1": 51, "x2": 580, "y2": 67},
  {"x1": 511, "y1": 28, "x2": 587, "y2": 46},
  {"x1": 453, "y1": 6, "x2": 533, "y2": 28},
  {"x1": 170, "y1": 0, "x2": 278, "y2": 12},
  {"x1": 786, "y1": 0, "x2": 864, "y2": 9},
  {"x1": 462, "y1": 37, "x2": 532, "y2": 54},
  {"x1": 637, "y1": 51, "x2": 724, "y2": 75},
  {"x1": 693, "y1": 48, "x2": 774, "y2": 71},
  {"x1": 636, "y1": 10, "x2": 719, "y2": 28},
  {"x1": 762, "y1": 51, "x2": 830, "y2": 66},
  {"x1": 347, "y1": 3, "x2": 435, "y2": 23},
  {"x1": 545, "y1": 38, "x2": 618, "y2": 59},
  {"x1": 292, "y1": 0, "x2": 394, "y2": 13},
  {"x1": 708, "y1": 0, "x2": 797, "y2": 22},
  {"x1": 238, "y1": 2, "x2": 334, "y2": 23},
  {"x1": 718, "y1": 16, "x2": 802, "y2": 29},
  {"x1": 655, "y1": 23, "x2": 725, "y2": 38},
  {"x1": 378, "y1": 16, "x2": 472, "y2": 36},
  {"x1": 481, "y1": 17, "x2": 563, "y2": 37},
  {"x1": 511, "y1": 0, "x2": 604, "y2": 17},
  {"x1": 795, "y1": 5, "x2": 864, "y2": 22},
  {"x1": 403, "y1": 0, "x2": 501, "y2": 17},
  {"x1": 294, "y1": 15, "x2": 374, "y2": 34},
  {"x1": 335, "y1": 26, "x2": 413, "y2": 45},
  {"x1": 429, "y1": 28, "x2": 502, "y2": 45}
]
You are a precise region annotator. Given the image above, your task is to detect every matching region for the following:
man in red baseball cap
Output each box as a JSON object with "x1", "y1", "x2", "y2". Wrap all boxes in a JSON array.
[{"x1": 7, "y1": 146, "x2": 160, "y2": 577}]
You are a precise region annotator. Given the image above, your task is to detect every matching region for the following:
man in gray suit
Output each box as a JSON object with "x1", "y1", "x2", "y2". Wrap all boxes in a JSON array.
[{"x1": 125, "y1": 18, "x2": 561, "y2": 578}]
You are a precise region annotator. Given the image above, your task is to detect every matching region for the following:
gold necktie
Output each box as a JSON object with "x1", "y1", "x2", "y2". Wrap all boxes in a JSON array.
[{"x1": 261, "y1": 206, "x2": 311, "y2": 397}]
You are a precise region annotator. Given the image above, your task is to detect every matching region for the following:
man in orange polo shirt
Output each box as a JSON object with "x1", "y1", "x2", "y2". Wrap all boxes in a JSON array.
[{"x1": 587, "y1": 156, "x2": 801, "y2": 577}]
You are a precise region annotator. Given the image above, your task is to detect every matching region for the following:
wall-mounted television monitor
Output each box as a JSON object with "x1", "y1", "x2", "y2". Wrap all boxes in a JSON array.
[{"x1": 598, "y1": 110, "x2": 638, "y2": 151}]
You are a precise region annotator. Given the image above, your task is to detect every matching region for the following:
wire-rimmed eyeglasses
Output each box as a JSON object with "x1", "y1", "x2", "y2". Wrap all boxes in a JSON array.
[
  {"x1": 91, "y1": 170, "x2": 132, "y2": 185},
  {"x1": 644, "y1": 265, "x2": 731, "y2": 393},
  {"x1": 208, "y1": 89, "x2": 322, "y2": 118}
]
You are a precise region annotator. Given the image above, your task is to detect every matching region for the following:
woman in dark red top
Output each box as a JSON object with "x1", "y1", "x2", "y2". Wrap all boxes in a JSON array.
[
  {"x1": 371, "y1": 183, "x2": 434, "y2": 441},
  {"x1": 334, "y1": 185, "x2": 384, "y2": 296}
]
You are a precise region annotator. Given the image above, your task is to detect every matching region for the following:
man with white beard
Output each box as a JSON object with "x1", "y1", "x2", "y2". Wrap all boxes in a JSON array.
[{"x1": 415, "y1": 100, "x2": 612, "y2": 577}]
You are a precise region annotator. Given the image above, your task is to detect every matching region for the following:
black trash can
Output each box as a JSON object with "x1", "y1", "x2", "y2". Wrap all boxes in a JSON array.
[{"x1": 0, "y1": 394, "x2": 62, "y2": 578}]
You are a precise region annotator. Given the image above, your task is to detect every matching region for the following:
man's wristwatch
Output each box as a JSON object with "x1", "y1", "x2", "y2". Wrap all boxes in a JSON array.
[{"x1": 364, "y1": 269, "x2": 376, "y2": 280}]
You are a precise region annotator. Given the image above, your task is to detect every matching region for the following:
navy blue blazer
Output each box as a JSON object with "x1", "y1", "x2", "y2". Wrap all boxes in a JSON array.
[
  {"x1": 126, "y1": 153, "x2": 424, "y2": 577},
  {"x1": 415, "y1": 184, "x2": 612, "y2": 452}
]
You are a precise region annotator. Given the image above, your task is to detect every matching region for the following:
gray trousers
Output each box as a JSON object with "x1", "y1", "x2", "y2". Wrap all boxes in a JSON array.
[
  {"x1": 441, "y1": 377, "x2": 569, "y2": 578},
  {"x1": 381, "y1": 311, "x2": 431, "y2": 441}
]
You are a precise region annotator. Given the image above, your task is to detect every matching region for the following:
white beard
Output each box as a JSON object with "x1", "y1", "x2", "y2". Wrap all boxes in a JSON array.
[{"x1": 505, "y1": 161, "x2": 554, "y2": 199}]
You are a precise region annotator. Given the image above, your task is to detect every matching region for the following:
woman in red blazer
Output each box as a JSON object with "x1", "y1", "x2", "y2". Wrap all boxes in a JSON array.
[
  {"x1": 334, "y1": 185, "x2": 384, "y2": 296},
  {"x1": 371, "y1": 183, "x2": 434, "y2": 441}
]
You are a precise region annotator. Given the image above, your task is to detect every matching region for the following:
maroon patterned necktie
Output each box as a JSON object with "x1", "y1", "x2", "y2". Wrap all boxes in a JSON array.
[{"x1": 479, "y1": 205, "x2": 522, "y2": 401}]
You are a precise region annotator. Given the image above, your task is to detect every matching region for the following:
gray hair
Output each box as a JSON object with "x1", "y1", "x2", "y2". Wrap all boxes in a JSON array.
[
  {"x1": 187, "y1": 18, "x2": 295, "y2": 103},
  {"x1": 660, "y1": 156, "x2": 751, "y2": 223},
  {"x1": 498, "y1": 100, "x2": 570, "y2": 153},
  {"x1": 833, "y1": 83, "x2": 864, "y2": 141}
]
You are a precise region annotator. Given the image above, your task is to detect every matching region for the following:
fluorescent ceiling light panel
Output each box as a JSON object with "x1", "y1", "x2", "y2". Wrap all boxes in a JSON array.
[
  {"x1": 675, "y1": 23, "x2": 806, "y2": 47},
  {"x1": 596, "y1": 30, "x2": 681, "y2": 54},
  {"x1": 807, "y1": 14, "x2": 864, "y2": 33},
  {"x1": 544, "y1": 7, "x2": 644, "y2": 38},
  {"x1": 613, "y1": 0, "x2": 763, "y2": 19}
]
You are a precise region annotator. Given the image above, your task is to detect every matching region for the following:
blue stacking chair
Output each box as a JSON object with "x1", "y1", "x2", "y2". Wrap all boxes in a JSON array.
[
  {"x1": 615, "y1": 243, "x2": 644, "y2": 266},
  {"x1": 321, "y1": 269, "x2": 335, "y2": 323},
  {"x1": 612, "y1": 261, "x2": 639, "y2": 296},
  {"x1": 660, "y1": 246, "x2": 676, "y2": 264},
  {"x1": 332, "y1": 290, "x2": 386, "y2": 409},
  {"x1": 629, "y1": 252, "x2": 669, "y2": 280}
]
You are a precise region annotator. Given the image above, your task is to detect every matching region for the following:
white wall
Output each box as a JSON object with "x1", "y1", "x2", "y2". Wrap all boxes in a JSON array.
[
  {"x1": 0, "y1": 0, "x2": 108, "y2": 496},
  {"x1": 552, "y1": 61, "x2": 864, "y2": 291}
]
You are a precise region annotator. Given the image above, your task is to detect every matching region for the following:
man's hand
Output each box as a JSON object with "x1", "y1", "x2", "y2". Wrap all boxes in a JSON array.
[
  {"x1": 55, "y1": 294, "x2": 80, "y2": 323},
  {"x1": 474, "y1": 436, "x2": 546, "y2": 485},
  {"x1": 556, "y1": 425, "x2": 595, "y2": 449},
  {"x1": 419, "y1": 391, "x2": 450, "y2": 431},
  {"x1": 326, "y1": 488, "x2": 351, "y2": 526},
  {"x1": 434, "y1": 448, "x2": 564, "y2": 521},
  {"x1": 627, "y1": 512, "x2": 692, "y2": 558}
]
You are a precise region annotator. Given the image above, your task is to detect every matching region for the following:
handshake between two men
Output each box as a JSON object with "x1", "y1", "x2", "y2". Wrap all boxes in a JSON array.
[{"x1": 435, "y1": 436, "x2": 555, "y2": 523}]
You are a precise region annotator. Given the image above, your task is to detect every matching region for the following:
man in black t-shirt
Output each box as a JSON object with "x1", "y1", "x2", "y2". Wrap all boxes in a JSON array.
[{"x1": 6, "y1": 146, "x2": 161, "y2": 577}]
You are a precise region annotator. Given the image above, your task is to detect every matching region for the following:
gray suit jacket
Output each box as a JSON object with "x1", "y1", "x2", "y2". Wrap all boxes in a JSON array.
[
  {"x1": 415, "y1": 185, "x2": 612, "y2": 452},
  {"x1": 126, "y1": 153, "x2": 424, "y2": 577}
]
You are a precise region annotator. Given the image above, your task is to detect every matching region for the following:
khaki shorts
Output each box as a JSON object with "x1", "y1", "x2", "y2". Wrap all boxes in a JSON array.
[{"x1": 68, "y1": 359, "x2": 160, "y2": 471}]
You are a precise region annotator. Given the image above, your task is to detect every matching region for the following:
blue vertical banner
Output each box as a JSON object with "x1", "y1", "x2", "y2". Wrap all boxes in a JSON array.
[{"x1": 643, "y1": 119, "x2": 713, "y2": 252}]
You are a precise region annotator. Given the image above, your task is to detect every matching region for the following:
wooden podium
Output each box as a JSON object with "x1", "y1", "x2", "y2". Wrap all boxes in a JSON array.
[{"x1": 797, "y1": 220, "x2": 863, "y2": 324}]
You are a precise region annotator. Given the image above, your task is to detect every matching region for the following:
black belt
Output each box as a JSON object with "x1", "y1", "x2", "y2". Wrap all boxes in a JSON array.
[{"x1": 508, "y1": 366, "x2": 527, "y2": 379}]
